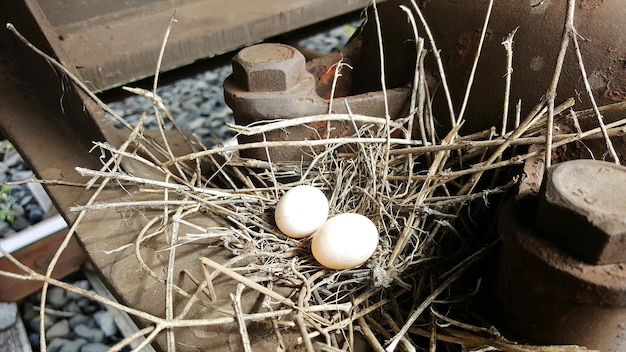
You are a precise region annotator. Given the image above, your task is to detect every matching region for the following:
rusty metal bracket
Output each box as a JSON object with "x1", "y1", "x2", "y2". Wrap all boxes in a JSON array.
[{"x1": 224, "y1": 43, "x2": 412, "y2": 161}]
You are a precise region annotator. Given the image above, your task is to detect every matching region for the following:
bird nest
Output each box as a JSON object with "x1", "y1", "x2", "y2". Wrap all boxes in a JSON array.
[{"x1": 3, "y1": 1, "x2": 626, "y2": 351}]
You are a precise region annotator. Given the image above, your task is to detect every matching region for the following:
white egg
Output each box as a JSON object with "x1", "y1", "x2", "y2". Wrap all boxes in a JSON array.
[
  {"x1": 274, "y1": 185, "x2": 329, "y2": 238},
  {"x1": 311, "y1": 213, "x2": 379, "y2": 270}
]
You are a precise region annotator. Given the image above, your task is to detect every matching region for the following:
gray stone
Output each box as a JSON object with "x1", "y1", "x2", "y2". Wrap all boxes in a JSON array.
[
  {"x1": 65, "y1": 280, "x2": 90, "y2": 300},
  {"x1": 0, "y1": 221, "x2": 13, "y2": 237},
  {"x1": 80, "y1": 342, "x2": 110, "y2": 352},
  {"x1": 63, "y1": 301, "x2": 82, "y2": 314},
  {"x1": 59, "y1": 338, "x2": 88, "y2": 352},
  {"x1": 68, "y1": 314, "x2": 91, "y2": 328},
  {"x1": 9, "y1": 203, "x2": 24, "y2": 217},
  {"x1": 74, "y1": 323, "x2": 104, "y2": 343},
  {"x1": 0, "y1": 221, "x2": 15, "y2": 238},
  {"x1": 49, "y1": 338, "x2": 94, "y2": 352},
  {"x1": 17, "y1": 193, "x2": 33, "y2": 206},
  {"x1": 46, "y1": 319, "x2": 71, "y2": 340},
  {"x1": 182, "y1": 96, "x2": 203, "y2": 111},
  {"x1": 47, "y1": 286, "x2": 67, "y2": 309},
  {"x1": 3, "y1": 151, "x2": 21, "y2": 168},
  {"x1": 47, "y1": 337, "x2": 70, "y2": 352},
  {"x1": 0, "y1": 302, "x2": 17, "y2": 330},
  {"x1": 10, "y1": 169, "x2": 34, "y2": 182},
  {"x1": 29, "y1": 314, "x2": 55, "y2": 332},
  {"x1": 27, "y1": 206, "x2": 45, "y2": 223},
  {"x1": 73, "y1": 280, "x2": 90, "y2": 291},
  {"x1": 93, "y1": 310, "x2": 117, "y2": 337},
  {"x1": 76, "y1": 297, "x2": 99, "y2": 315},
  {"x1": 11, "y1": 215, "x2": 30, "y2": 231}
]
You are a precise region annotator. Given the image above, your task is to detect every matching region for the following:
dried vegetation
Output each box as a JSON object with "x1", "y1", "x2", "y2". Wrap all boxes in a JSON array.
[{"x1": 3, "y1": 0, "x2": 626, "y2": 351}]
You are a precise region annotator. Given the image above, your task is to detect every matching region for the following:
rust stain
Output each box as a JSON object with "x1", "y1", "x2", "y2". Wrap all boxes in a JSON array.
[
  {"x1": 579, "y1": 0, "x2": 604, "y2": 11},
  {"x1": 605, "y1": 59, "x2": 626, "y2": 102},
  {"x1": 451, "y1": 28, "x2": 494, "y2": 68},
  {"x1": 605, "y1": 89, "x2": 625, "y2": 102},
  {"x1": 317, "y1": 65, "x2": 338, "y2": 100},
  {"x1": 310, "y1": 121, "x2": 328, "y2": 138}
]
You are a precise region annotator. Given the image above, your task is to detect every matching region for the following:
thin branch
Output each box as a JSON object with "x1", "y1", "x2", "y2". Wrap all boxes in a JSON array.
[{"x1": 456, "y1": 0, "x2": 495, "y2": 125}]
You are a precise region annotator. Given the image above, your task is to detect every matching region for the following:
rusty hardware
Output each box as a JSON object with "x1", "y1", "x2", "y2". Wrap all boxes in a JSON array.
[
  {"x1": 224, "y1": 43, "x2": 411, "y2": 162},
  {"x1": 231, "y1": 43, "x2": 306, "y2": 93},
  {"x1": 495, "y1": 159, "x2": 626, "y2": 351},
  {"x1": 536, "y1": 159, "x2": 626, "y2": 265}
]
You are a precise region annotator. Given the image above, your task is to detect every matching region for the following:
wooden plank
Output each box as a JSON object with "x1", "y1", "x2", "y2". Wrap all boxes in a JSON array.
[
  {"x1": 36, "y1": 0, "x2": 374, "y2": 91},
  {"x1": 0, "y1": 309, "x2": 32, "y2": 352},
  {"x1": 0, "y1": 229, "x2": 87, "y2": 302},
  {"x1": 2, "y1": 0, "x2": 126, "y2": 162}
]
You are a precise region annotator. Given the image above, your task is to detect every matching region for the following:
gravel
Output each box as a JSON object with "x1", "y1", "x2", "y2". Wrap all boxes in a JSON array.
[
  {"x1": 104, "y1": 22, "x2": 357, "y2": 147},
  {"x1": 5, "y1": 22, "x2": 358, "y2": 351},
  {"x1": 0, "y1": 141, "x2": 47, "y2": 239},
  {"x1": 0, "y1": 302, "x2": 18, "y2": 330},
  {"x1": 106, "y1": 67, "x2": 237, "y2": 148},
  {"x1": 20, "y1": 272, "x2": 124, "y2": 352}
]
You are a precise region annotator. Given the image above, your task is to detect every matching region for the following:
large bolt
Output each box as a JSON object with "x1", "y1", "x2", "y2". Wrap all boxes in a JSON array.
[
  {"x1": 535, "y1": 159, "x2": 626, "y2": 265},
  {"x1": 231, "y1": 43, "x2": 307, "y2": 92}
]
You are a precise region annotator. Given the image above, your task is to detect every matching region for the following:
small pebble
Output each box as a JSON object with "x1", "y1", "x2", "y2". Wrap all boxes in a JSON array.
[
  {"x1": 26, "y1": 205, "x2": 45, "y2": 223},
  {"x1": 46, "y1": 319, "x2": 71, "y2": 340},
  {"x1": 3, "y1": 151, "x2": 22, "y2": 168},
  {"x1": 93, "y1": 310, "x2": 117, "y2": 337},
  {"x1": 0, "y1": 221, "x2": 13, "y2": 237},
  {"x1": 80, "y1": 342, "x2": 110, "y2": 352},
  {"x1": 11, "y1": 216, "x2": 31, "y2": 231},
  {"x1": 63, "y1": 301, "x2": 83, "y2": 314},
  {"x1": 0, "y1": 302, "x2": 18, "y2": 330},
  {"x1": 68, "y1": 314, "x2": 91, "y2": 328},
  {"x1": 10, "y1": 169, "x2": 34, "y2": 181},
  {"x1": 65, "y1": 280, "x2": 90, "y2": 300},
  {"x1": 74, "y1": 323, "x2": 104, "y2": 343},
  {"x1": 30, "y1": 314, "x2": 55, "y2": 332},
  {"x1": 58, "y1": 338, "x2": 88, "y2": 352},
  {"x1": 76, "y1": 297, "x2": 99, "y2": 315},
  {"x1": 10, "y1": 203, "x2": 25, "y2": 217},
  {"x1": 47, "y1": 337, "x2": 69, "y2": 352},
  {"x1": 17, "y1": 193, "x2": 33, "y2": 206},
  {"x1": 47, "y1": 286, "x2": 67, "y2": 309}
]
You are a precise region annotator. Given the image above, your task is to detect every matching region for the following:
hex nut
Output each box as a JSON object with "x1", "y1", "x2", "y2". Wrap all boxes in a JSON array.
[
  {"x1": 231, "y1": 43, "x2": 306, "y2": 92},
  {"x1": 535, "y1": 159, "x2": 626, "y2": 265}
]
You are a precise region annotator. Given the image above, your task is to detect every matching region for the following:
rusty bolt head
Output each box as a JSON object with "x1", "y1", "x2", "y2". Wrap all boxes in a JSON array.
[
  {"x1": 231, "y1": 43, "x2": 306, "y2": 92},
  {"x1": 535, "y1": 159, "x2": 626, "y2": 265}
]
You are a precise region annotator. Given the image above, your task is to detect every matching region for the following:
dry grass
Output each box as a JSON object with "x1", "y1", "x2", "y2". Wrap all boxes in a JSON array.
[{"x1": 3, "y1": 0, "x2": 626, "y2": 351}]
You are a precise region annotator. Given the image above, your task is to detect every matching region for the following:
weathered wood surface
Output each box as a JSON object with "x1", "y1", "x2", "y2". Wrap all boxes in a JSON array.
[
  {"x1": 36, "y1": 0, "x2": 374, "y2": 91},
  {"x1": 0, "y1": 312, "x2": 32, "y2": 352}
]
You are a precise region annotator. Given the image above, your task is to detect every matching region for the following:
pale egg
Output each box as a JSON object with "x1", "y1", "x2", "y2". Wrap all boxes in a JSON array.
[
  {"x1": 274, "y1": 185, "x2": 329, "y2": 238},
  {"x1": 311, "y1": 213, "x2": 379, "y2": 270}
]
